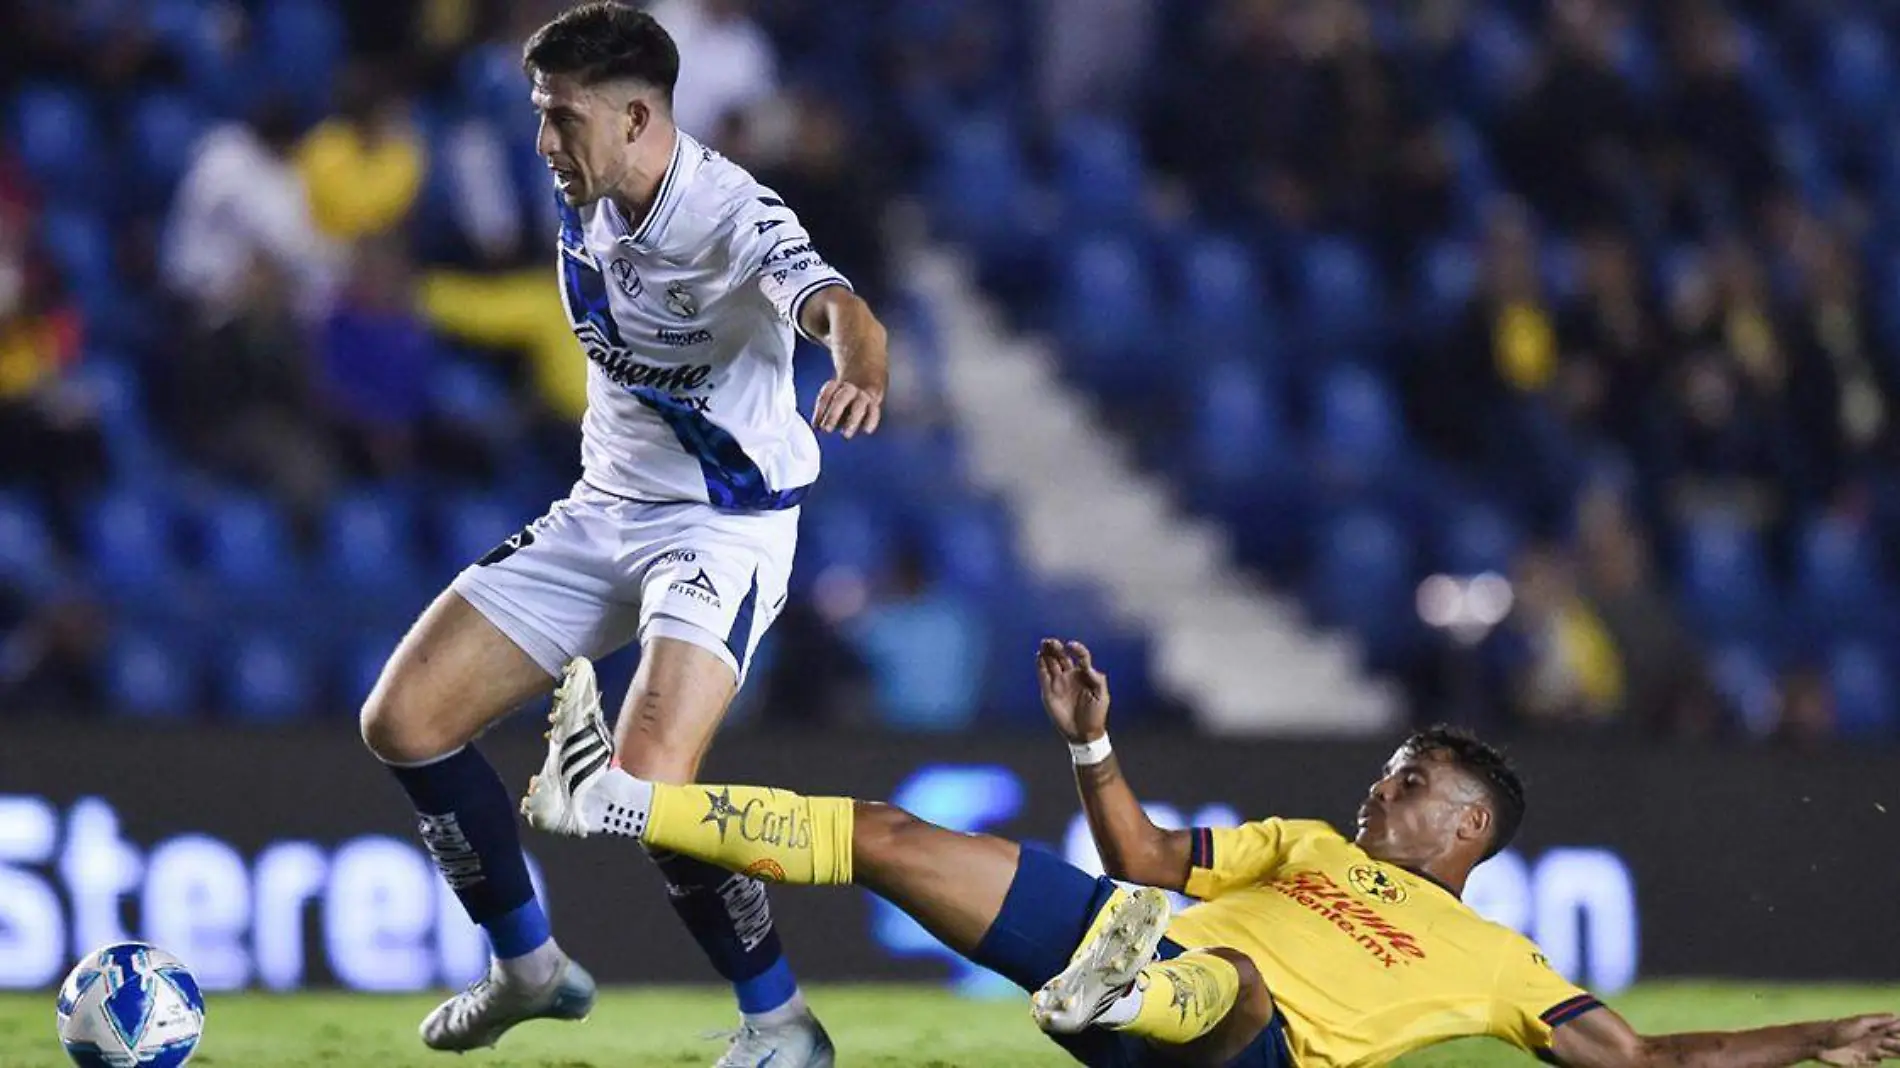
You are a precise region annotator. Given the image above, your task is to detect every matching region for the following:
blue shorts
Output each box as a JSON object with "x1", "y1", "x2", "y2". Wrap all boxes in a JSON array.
[{"x1": 970, "y1": 847, "x2": 1293, "y2": 1068}]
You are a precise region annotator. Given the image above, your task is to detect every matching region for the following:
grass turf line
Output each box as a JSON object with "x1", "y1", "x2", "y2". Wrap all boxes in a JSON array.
[{"x1": 5, "y1": 982, "x2": 1897, "y2": 1067}]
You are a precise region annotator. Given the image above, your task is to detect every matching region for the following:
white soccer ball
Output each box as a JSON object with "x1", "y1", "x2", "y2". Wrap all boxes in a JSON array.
[{"x1": 55, "y1": 943, "x2": 206, "y2": 1068}]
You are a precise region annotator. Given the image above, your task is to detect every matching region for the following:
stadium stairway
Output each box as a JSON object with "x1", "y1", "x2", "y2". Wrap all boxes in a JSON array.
[{"x1": 908, "y1": 247, "x2": 1400, "y2": 735}]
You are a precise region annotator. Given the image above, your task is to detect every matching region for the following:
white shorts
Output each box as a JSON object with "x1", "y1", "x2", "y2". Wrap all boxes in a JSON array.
[{"x1": 451, "y1": 481, "x2": 797, "y2": 684}]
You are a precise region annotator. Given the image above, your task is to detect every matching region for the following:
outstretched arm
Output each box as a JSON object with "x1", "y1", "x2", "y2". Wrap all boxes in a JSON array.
[
  {"x1": 1553, "y1": 1002, "x2": 1900, "y2": 1068},
  {"x1": 800, "y1": 286, "x2": 887, "y2": 438},
  {"x1": 1038, "y1": 640, "x2": 1193, "y2": 890}
]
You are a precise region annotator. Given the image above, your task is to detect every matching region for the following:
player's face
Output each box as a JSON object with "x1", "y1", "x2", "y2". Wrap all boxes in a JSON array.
[
  {"x1": 531, "y1": 71, "x2": 635, "y2": 207},
  {"x1": 1353, "y1": 748, "x2": 1485, "y2": 863}
]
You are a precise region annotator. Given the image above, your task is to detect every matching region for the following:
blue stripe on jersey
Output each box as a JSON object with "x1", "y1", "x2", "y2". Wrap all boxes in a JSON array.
[
  {"x1": 556, "y1": 199, "x2": 628, "y2": 351},
  {"x1": 628, "y1": 387, "x2": 810, "y2": 511}
]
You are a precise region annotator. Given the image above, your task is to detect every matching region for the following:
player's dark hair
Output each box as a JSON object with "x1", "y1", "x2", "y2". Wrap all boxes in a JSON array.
[
  {"x1": 1403, "y1": 725, "x2": 1525, "y2": 861},
  {"x1": 522, "y1": 2, "x2": 679, "y2": 100}
]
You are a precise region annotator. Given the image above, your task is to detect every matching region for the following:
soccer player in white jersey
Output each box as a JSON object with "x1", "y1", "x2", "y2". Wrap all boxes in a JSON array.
[{"x1": 356, "y1": 5, "x2": 887, "y2": 1065}]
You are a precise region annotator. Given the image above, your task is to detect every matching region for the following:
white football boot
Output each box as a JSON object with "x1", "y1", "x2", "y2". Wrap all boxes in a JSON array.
[
  {"x1": 1031, "y1": 886, "x2": 1172, "y2": 1034},
  {"x1": 522, "y1": 657, "x2": 625, "y2": 838},
  {"x1": 710, "y1": 1014, "x2": 837, "y2": 1068},
  {"x1": 419, "y1": 955, "x2": 596, "y2": 1052}
]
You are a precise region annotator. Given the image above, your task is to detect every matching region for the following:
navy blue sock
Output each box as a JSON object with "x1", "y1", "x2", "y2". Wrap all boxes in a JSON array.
[
  {"x1": 389, "y1": 745, "x2": 551, "y2": 959},
  {"x1": 649, "y1": 850, "x2": 798, "y2": 1014}
]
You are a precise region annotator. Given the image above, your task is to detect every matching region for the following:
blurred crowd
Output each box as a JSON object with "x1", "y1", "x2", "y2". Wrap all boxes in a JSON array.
[{"x1": 2, "y1": 0, "x2": 1897, "y2": 745}]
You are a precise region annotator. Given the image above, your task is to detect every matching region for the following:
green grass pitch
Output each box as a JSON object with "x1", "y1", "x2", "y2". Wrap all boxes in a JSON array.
[{"x1": 6, "y1": 983, "x2": 1898, "y2": 1066}]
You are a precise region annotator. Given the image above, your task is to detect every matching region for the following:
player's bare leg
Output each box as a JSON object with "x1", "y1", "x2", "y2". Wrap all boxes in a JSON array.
[
  {"x1": 553, "y1": 645, "x2": 836, "y2": 1068},
  {"x1": 361, "y1": 591, "x2": 595, "y2": 1051}
]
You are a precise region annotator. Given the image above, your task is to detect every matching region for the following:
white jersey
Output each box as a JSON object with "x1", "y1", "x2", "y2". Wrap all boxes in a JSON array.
[{"x1": 555, "y1": 131, "x2": 850, "y2": 509}]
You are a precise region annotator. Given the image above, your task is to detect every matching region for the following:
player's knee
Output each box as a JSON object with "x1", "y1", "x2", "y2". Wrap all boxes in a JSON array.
[
  {"x1": 1205, "y1": 948, "x2": 1274, "y2": 1024},
  {"x1": 360, "y1": 679, "x2": 462, "y2": 765}
]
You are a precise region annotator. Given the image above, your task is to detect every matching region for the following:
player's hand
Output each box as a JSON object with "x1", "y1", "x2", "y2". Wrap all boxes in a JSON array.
[
  {"x1": 1037, "y1": 639, "x2": 1110, "y2": 743},
  {"x1": 1817, "y1": 1014, "x2": 1900, "y2": 1066},
  {"x1": 813, "y1": 378, "x2": 883, "y2": 438}
]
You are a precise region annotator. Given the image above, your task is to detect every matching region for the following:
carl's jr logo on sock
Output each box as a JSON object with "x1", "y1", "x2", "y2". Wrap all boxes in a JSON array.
[
  {"x1": 417, "y1": 813, "x2": 485, "y2": 889},
  {"x1": 699, "y1": 788, "x2": 812, "y2": 849}
]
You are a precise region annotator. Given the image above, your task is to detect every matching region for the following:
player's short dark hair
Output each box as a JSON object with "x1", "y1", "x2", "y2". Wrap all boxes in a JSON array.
[
  {"x1": 522, "y1": 2, "x2": 679, "y2": 100},
  {"x1": 1403, "y1": 725, "x2": 1525, "y2": 861}
]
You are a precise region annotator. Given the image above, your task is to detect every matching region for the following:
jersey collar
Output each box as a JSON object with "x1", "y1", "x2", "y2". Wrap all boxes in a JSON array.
[{"x1": 618, "y1": 131, "x2": 691, "y2": 251}]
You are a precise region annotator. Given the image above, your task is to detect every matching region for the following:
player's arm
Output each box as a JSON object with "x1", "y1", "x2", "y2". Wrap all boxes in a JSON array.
[
  {"x1": 799, "y1": 285, "x2": 887, "y2": 438},
  {"x1": 1550, "y1": 1001, "x2": 1900, "y2": 1068},
  {"x1": 1037, "y1": 639, "x2": 1194, "y2": 890}
]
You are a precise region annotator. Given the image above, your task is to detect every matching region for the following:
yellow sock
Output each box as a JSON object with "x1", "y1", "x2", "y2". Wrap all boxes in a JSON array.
[
  {"x1": 1117, "y1": 951, "x2": 1241, "y2": 1045},
  {"x1": 642, "y1": 783, "x2": 855, "y2": 885}
]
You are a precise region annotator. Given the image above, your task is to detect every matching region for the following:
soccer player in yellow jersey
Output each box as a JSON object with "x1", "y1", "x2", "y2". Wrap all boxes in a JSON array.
[{"x1": 522, "y1": 641, "x2": 1900, "y2": 1068}]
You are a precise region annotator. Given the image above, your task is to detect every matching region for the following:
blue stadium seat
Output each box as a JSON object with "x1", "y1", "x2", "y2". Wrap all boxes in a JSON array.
[
  {"x1": 1174, "y1": 236, "x2": 1273, "y2": 363},
  {"x1": 920, "y1": 497, "x2": 1018, "y2": 593},
  {"x1": 1296, "y1": 237, "x2": 1384, "y2": 359},
  {"x1": 927, "y1": 114, "x2": 1033, "y2": 252},
  {"x1": 200, "y1": 493, "x2": 297, "y2": 595},
  {"x1": 1732, "y1": 16, "x2": 1803, "y2": 123},
  {"x1": 322, "y1": 489, "x2": 421, "y2": 595},
  {"x1": 104, "y1": 631, "x2": 198, "y2": 719},
  {"x1": 0, "y1": 493, "x2": 59, "y2": 598},
  {"x1": 1314, "y1": 364, "x2": 1402, "y2": 478},
  {"x1": 10, "y1": 85, "x2": 102, "y2": 201},
  {"x1": 1677, "y1": 513, "x2": 1772, "y2": 640},
  {"x1": 1775, "y1": 121, "x2": 1839, "y2": 211},
  {"x1": 799, "y1": 497, "x2": 896, "y2": 590},
  {"x1": 38, "y1": 208, "x2": 116, "y2": 307},
  {"x1": 1053, "y1": 116, "x2": 1146, "y2": 235},
  {"x1": 147, "y1": 0, "x2": 234, "y2": 102},
  {"x1": 1796, "y1": 513, "x2": 1883, "y2": 630},
  {"x1": 1438, "y1": 503, "x2": 1520, "y2": 576},
  {"x1": 1306, "y1": 510, "x2": 1417, "y2": 667},
  {"x1": 1829, "y1": 643, "x2": 1895, "y2": 740},
  {"x1": 437, "y1": 493, "x2": 523, "y2": 574},
  {"x1": 1415, "y1": 240, "x2": 1478, "y2": 332},
  {"x1": 1462, "y1": 10, "x2": 1535, "y2": 115},
  {"x1": 127, "y1": 93, "x2": 206, "y2": 205},
  {"x1": 255, "y1": 0, "x2": 343, "y2": 117},
  {"x1": 1191, "y1": 361, "x2": 1283, "y2": 489},
  {"x1": 1710, "y1": 644, "x2": 1778, "y2": 738},
  {"x1": 220, "y1": 633, "x2": 314, "y2": 722},
  {"x1": 1822, "y1": 19, "x2": 1893, "y2": 128},
  {"x1": 430, "y1": 360, "x2": 517, "y2": 428},
  {"x1": 1058, "y1": 236, "x2": 1160, "y2": 391},
  {"x1": 71, "y1": 355, "x2": 164, "y2": 480},
  {"x1": 342, "y1": 634, "x2": 402, "y2": 709},
  {"x1": 83, "y1": 489, "x2": 181, "y2": 597}
]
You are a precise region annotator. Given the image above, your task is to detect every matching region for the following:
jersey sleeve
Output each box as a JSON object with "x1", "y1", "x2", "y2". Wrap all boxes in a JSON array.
[
  {"x1": 724, "y1": 193, "x2": 852, "y2": 343},
  {"x1": 1492, "y1": 946, "x2": 1605, "y2": 1055},
  {"x1": 1181, "y1": 818, "x2": 1309, "y2": 899}
]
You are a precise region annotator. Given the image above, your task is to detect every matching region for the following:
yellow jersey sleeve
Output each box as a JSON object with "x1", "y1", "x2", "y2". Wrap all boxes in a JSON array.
[
  {"x1": 1493, "y1": 945, "x2": 1605, "y2": 1054},
  {"x1": 1182, "y1": 818, "x2": 1327, "y2": 899}
]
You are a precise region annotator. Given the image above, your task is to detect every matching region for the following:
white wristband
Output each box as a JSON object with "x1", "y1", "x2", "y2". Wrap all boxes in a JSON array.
[{"x1": 1069, "y1": 734, "x2": 1113, "y2": 766}]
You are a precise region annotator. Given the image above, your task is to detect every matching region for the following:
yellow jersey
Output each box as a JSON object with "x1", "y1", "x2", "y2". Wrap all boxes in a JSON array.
[{"x1": 1163, "y1": 818, "x2": 1600, "y2": 1068}]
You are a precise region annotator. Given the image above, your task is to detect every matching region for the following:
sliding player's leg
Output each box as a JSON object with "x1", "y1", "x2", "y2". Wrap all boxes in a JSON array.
[
  {"x1": 1039, "y1": 928, "x2": 1284, "y2": 1068},
  {"x1": 360, "y1": 590, "x2": 594, "y2": 1052},
  {"x1": 599, "y1": 636, "x2": 833, "y2": 1066},
  {"x1": 523, "y1": 673, "x2": 1283, "y2": 1066}
]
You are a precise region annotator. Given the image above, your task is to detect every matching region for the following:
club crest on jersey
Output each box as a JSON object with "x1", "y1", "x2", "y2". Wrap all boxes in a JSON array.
[
  {"x1": 1348, "y1": 864, "x2": 1408, "y2": 905},
  {"x1": 665, "y1": 281, "x2": 698, "y2": 318},
  {"x1": 610, "y1": 258, "x2": 643, "y2": 298}
]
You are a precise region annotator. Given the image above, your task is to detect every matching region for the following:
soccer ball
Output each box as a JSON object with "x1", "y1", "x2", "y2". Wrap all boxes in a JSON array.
[{"x1": 55, "y1": 943, "x2": 205, "y2": 1068}]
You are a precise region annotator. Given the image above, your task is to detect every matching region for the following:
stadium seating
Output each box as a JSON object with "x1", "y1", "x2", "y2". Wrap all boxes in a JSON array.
[{"x1": 8, "y1": 0, "x2": 1900, "y2": 739}]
